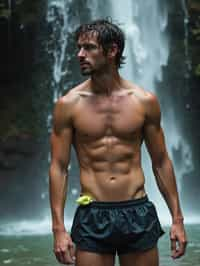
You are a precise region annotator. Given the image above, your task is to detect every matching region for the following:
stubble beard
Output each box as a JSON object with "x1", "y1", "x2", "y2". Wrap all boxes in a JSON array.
[
  {"x1": 81, "y1": 62, "x2": 108, "y2": 77},
  {"x1": 80, "y1": 68, "x2": 93, "y2": 76}
]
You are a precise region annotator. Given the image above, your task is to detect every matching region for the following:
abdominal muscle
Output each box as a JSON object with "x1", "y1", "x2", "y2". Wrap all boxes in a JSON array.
[{"x1": 76, "y1": 137, "x2": 146, "y2": 202}]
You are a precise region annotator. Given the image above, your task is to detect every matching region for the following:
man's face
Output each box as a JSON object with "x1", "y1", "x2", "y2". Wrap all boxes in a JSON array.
[{"x1": 77, "y1": 33, "x2": 108, "y2": 75}]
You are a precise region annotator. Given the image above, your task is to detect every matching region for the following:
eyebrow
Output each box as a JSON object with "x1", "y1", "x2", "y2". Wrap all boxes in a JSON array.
[{"x1": 77, "y1": 43, "x2": 98, "y2": 49}]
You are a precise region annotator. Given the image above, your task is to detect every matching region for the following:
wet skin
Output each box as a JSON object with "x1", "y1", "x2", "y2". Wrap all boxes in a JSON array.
[
  {"x1": 49, "y1": 33, "x2": 187, "y2": 265},
  {"x1": 74, "y1": 34, "x2": 146, "y2": 200},
  {"x1": 72, "y1": 83, "x2": 147, "y2": 201}
]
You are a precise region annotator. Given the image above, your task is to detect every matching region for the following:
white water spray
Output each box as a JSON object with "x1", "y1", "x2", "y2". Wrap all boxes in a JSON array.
[{"x1": 46, "y1": 0, "x2": 72, "y2": 101}]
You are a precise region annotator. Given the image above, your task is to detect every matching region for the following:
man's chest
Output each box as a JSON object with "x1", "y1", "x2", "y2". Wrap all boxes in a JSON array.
[{"x1": 72, "y1": 95, "x2": 145, "y2": 139}]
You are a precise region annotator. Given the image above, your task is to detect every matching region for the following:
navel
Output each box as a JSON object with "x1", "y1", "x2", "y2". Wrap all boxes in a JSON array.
[{"x1": 109, "y1": 176, "x2": 116, "y2": 181}]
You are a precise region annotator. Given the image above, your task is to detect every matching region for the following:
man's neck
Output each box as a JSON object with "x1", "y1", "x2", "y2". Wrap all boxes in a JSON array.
[{"x1": 90, "y1": 68, "x2": 123, "y2": 96}]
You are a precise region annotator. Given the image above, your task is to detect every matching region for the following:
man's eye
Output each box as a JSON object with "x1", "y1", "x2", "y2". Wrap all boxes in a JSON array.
[
  {"x1": 76, "y1": 44, "x2": 97, "y2": 52},
  {"x1": 84, "y1": 44, "x2": 97, "y2": 50}
]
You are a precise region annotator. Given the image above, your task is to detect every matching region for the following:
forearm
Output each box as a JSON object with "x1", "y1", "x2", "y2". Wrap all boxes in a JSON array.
[
  {"x1": 49, "y1": 163, "x2": 68, "y2": 231},
  {"x1": 152, "y1": 157, "x2": 183, "y2": 222}
]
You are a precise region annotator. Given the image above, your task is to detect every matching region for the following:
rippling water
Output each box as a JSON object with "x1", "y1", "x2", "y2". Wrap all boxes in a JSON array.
[{"x1": 0, "y1": 225, "x2": 199, "y2": 266}]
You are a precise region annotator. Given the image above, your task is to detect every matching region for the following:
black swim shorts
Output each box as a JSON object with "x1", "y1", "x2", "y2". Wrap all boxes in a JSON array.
[{"x1": 71, "y1": 196, "x2": 165, "y2": 254}]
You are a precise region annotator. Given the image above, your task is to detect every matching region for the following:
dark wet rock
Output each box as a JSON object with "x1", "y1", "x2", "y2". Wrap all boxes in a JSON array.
[
  {"x1": 0, "y1": 0, "x2": 91, "y2": 220},
  {"x1": 0, "y1": 135, "x2": 39, "y2": 156}
]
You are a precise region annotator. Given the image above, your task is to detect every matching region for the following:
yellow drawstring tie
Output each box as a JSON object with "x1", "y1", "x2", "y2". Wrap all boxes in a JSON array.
[{"x1": 76, "y1": 194, "x2": 94, "y2": 205}]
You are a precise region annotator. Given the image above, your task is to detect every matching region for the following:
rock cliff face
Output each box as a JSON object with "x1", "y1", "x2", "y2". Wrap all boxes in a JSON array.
[
  {"x1": 0, "y1": 0, "x2": 50, "y2": 220},
  {"x1": 181, "y1": 0, "x2": 200, "y2": 213},
  {"x1": 161, "y1": 0, "x2": 200, "y2": 213},
  {"x1": 0, "y1": 0, "x2": 94, "y2": 220},
  {"x1": 0, "y1": 1, "x2": 199, "y2": 218}
]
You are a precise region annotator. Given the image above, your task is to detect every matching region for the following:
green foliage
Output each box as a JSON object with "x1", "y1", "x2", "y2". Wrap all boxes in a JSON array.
[
  {"x1": 14, "y1": 0, "x2": 45, "y2": 25},
  {"x1": 0, "y1": 95, "x2": 41, "y2": 141},
  {"x1": 0, "y1": 9, "x2": 11, "y2": 19},
  {"x1": 192, "y1": 27, "x2": 200, "y2": 40},
  {"x1": 195, "y1": 64, "x2": 200, "y2": 76}
]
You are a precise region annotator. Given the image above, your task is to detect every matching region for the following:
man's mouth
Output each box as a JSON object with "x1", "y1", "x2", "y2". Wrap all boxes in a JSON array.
[{"x1": 80, "y1": 62, "x2": 90, "y2": 66}]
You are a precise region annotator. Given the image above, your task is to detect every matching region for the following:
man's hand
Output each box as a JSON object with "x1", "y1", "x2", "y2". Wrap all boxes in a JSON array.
[
  {"x1": 53, "y1": 230, "x2": 76, "y2": 265},
  {"x1": 170, "y1": 221, "x2": 187, "y2": 259}
]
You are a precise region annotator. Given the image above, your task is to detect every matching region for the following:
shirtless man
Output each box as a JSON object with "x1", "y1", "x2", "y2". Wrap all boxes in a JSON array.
[{"x1": 49, "y1": 19, "x2": 187, "y2": 266}]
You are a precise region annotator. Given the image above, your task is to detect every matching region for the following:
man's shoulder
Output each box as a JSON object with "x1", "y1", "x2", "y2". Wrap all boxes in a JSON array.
[
  {"x1": 135, "y1": 87, "x2": 161, "y2": 121},
  {"x1": 124, "y1": 80, "x2": 161, "y2": 119},
  {"x1": 57, "y1": 80, "x2": 90, "y2": 108},
  {"x1": 125, "y1": 80, "x2": 159, "y2": 104},
  {"x1": 52, "y1": 82, "x2": 89, "y2": 131}
]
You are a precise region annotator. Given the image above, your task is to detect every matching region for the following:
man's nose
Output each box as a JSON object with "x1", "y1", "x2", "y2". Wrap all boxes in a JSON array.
[{"x1": 77, "y1": 47, "x2": 86, "y2": 58}]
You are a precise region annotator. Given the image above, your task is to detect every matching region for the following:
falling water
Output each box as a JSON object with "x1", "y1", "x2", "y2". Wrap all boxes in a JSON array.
[
  {"x1": 46, "y1": 0, "x2": 72, "y2": 100},
  {"x1": 110, "y1": 0, "x2": 168, "y2": 89},
  {"x1": 181, "y1": 0, "x2": 191, "y2": 76}
]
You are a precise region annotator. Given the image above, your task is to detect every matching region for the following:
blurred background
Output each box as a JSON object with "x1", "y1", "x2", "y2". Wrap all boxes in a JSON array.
[{"x1": 0, "y1": 0, "x2": 199, "y2": 265}]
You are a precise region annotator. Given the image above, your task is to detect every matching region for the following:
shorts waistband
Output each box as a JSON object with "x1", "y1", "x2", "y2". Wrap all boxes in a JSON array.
[{"x1": 88, "y1": 195, "x2": 149, "y2": 208}]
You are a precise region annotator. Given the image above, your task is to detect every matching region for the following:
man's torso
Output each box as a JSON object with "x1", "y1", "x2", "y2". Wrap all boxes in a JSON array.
[{"x1": 65, "y1": 79, "x2": 151, "y2": 201}]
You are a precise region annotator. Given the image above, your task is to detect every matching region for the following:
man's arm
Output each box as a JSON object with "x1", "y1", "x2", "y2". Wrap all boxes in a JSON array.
[
  {"x1": 143, "y1": 92, "x2": 187, "y2": 259},
  {"x1": 49, "y1": 96, "x2": 75, "y2": 264}
]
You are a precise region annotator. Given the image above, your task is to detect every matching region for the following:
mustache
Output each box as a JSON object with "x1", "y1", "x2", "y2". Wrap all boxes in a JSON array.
[{"x1": 79, "y1": 60, "x2": 90, "y2": 64}]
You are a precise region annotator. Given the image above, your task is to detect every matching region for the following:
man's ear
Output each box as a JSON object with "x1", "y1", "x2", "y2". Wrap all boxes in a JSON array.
[{"x1": 107, "y1": 43, "x2": 118, "y2": 59}]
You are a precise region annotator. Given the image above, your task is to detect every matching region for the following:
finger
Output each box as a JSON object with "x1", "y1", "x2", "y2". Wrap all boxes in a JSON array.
[
  {"x1": 69, "y1": 243, "x2": 76, "y2": 261},
  {"x1": 55, "y1": 250, "x2": 65, "y2": 264},
  {"x1": 62, "y1": 249, "x2": 74, "y2": 265},
  {"x1": 173, "y1": 240, "x2": 187, "y2": 259},
  {"x1": 172, "y1": 249, "x2": 183, "y2": 259},
  {"x1": 170, "y1": 238, "x2": 177, "y2": 258}
]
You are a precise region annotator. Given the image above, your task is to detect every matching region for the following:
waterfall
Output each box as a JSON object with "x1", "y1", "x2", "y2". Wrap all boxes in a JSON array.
[
  {"x1": 46, "y1": 0, "x2": 74, "y2": 100},
  {"x1": 181, "y1": 0, "x2": 191, "y2": 74},
  {"x1": 110, "y1": 0, "x2": 169, "y2": 89}
]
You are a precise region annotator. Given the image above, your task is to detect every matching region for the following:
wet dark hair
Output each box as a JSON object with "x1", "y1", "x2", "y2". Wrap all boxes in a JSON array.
[{"x1": 75, "y1": 18, "x2": 126, "y2": 68}]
